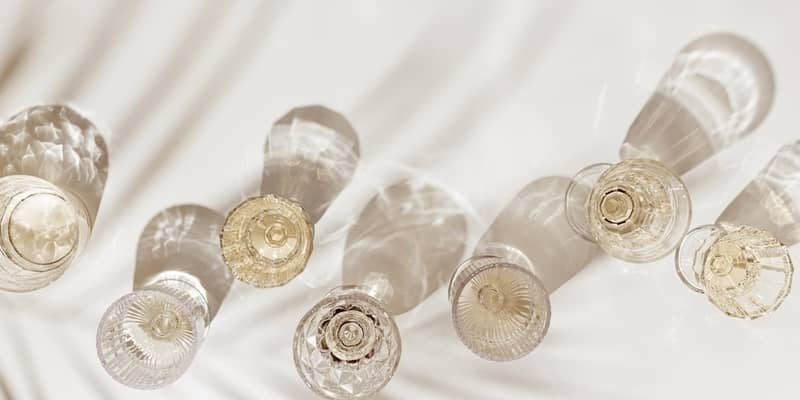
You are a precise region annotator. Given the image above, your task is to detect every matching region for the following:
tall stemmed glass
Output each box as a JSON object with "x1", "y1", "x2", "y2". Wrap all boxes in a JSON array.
[{"x1": 565, "y1": 33, "x2": 774, "y2": 263}]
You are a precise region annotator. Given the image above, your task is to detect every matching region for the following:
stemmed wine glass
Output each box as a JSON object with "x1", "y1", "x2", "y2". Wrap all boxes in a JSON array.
[
  {"x1": 0, "y1": 104, "x2": 109, "y2": 292},
  {"x1": 675, "y1": 142, "x2": 798, "y2": 319},
  {"x1": 96, "y1": 205, "x2": 232, "y2": 389},
  {"x1": 293, "y1": 178, "x2": 469, "y2": 399},
  {"x1": 565, "y1": 33, "x2": 775, "y2": 263},
  {"x1": 219, "y1": 105, "x2": 360, "y2": 288}
]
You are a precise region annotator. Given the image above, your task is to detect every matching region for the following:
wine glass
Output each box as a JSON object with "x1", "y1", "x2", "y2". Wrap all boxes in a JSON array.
[
  {"x1": 0, "y1": 104, "x2": 109, "y2": 292},
  {"x1": 565, "y1": 33, "x2": 774, "y2": 263},
  {"x1": 450, "y1": 177, "x2": 598, "y2": 361},
  {"x1": 294, "y1": 178, "x2": 468, "y2": 399},
  {"x1": 220, "y1": 105, "x2": 360, "y2": 288},
  {"x1": 96, "y1": 205, "x2": 232, "y2": 389},
  {"x1": 675, "y1": 142, "x2": 798, "y2": 319}
]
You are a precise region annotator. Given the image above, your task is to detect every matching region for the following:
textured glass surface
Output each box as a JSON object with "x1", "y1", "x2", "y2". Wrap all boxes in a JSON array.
[
  {"x1": 262, "y1": 105, "x2": 360, "y2": 223},
  {"x1": 0, "y1": 104, "x2": 109, "y2": 224},
  {"x1": 718, "y1": 141, "x2": 800, "y2": 247},
  {"x1": 97, "y1": 275, "x2": 209, "y2": 390},
  {"x1": 449, "y1": 255, "x2": 550, "y2": 361},
  {"x1": 584, "y1": 158, "x2": 691, "y2": 263},
  {"x1": 676, "y1": 224, "x2": 793, "y2": 319},
  {"x1": 621, "y1": 33, "x2": 774, "y2": 175},
  {"x1": 293, "y1": 286, "x2": 401, "y2": 399},
  {"x1": 220, "y1": 194, "x2": 313, "y2": 287},
  {"x1": 0, "y1": 175, "x2": 89, "y2": 291},
  {"x1": 0, "y1": 104, "x2": 106, "y2": 291}
]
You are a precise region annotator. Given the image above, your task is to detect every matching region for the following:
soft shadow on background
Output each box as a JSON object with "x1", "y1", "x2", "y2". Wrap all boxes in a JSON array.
[
  {"x1": 134, "y1": 204, "x2": 232, "y2": 321},
  {"x1": 478, "y1": 176, "x2": 600, "y2": 293},
  {"x1": 342, "y1": 178, "x2": 468, "y2": 316}
]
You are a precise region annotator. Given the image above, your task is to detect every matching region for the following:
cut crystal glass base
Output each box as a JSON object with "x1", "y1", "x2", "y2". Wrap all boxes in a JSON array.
[
  {"x1": 449, "y1": 255, "x2": 550, "y2": 361},
  {"x1": 293, "y1": 285, "x2": 401, "y2": 399},
  {"x1": 220, "y1": 194, "x2": 314, "y2": 288}
]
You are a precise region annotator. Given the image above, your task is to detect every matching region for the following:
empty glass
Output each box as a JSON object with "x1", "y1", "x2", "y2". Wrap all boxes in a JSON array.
[
  {"x1": 566, "y1": 33, "x2": 774, "y2": 263},
  {"x1": 97, "y1": 205, "x2": 232, "y2": 389},
  {"x1": 675, "y1": 142, "x2": 798, "y2": 319},
  {"x1": 0, "y1": 104, "x2": 109, "y2": 292},
  {"x1": 220, "y1": 105, "x2": 360, "y2": 288},
  {"x1": 450, "y1": 177, "x2": 597, "y2": 361},
  {"x1": 294, "y1": 179, "x2": 468, "y2": 399}
]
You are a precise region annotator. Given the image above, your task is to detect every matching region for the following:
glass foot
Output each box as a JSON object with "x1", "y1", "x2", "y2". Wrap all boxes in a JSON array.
[
  {"x1": 96, "y1": 275, "x2": 209, "y2": 389},
  {"x1": 582, "y1": 158, "x2": 691, "y2": 263},
  {"x1": 675, "y1": 224, "x2": 793, "y2": 319},
  {"x1": 220, "y1": 194, "x2": 314, "y2": 288},
  {"x1": 448, "y1": 255, "x2": 550, "y2": 361},
  {"x1": 293, "y1": 286, "x2": 400, "y2": 399}
]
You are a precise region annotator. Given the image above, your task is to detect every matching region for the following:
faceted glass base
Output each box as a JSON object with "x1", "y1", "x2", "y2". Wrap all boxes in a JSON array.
[
  {"x1": 293, "y1": 286, "x2": 401, "y2": 399},
  {"x1": 0, "y1": 175, "x2": 89, "y2": 292},
  {"x1": 96, "y1": 278, "x2": 208, "y2": 389},
  {"x1": 449, "y1": 255, "x2": 550, "y2": 361},
  {"x1": 220, "y1": 194, "x2": 314, "y2": 288},
  {"x1": 676, "y1": 224, "x2": 793, "y2": 319},
  {"x1": 585, "y1": 158, "x2": 691, "y2": 263}
]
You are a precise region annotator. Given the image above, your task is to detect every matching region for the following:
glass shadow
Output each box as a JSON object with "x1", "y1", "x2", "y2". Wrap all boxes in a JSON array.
[
  {"x1": 133, "y1": 204, "x2": 232, "y2": 321},
  {"x1": 342, "y1": 178, "x2": 468, "y2": 315}
]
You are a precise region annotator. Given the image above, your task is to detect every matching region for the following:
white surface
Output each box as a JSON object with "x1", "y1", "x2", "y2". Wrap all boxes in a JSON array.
[{"x1": 0, "y1": 0, "x2": 799, "y2": 399}]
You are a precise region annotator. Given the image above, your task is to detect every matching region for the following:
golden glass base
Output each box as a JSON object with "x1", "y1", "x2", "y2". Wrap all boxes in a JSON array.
[{"x1": 220, "y1": 194, "x2": 314, "y2": 288}]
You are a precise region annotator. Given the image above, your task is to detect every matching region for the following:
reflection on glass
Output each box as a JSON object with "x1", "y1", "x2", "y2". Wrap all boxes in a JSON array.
[
  {"x1": 97, "y1": 205, "x2": 231, "y2": 389},
  {"x1": 566, "y1": 33, "x2": 773, "y2": 263},
  {"x1": 675, "y1": 142, "x2": 799, "y2": 319},
  {"x1": 220, "y1": 105, "x2": 360, "y2": 288},
  {"x1": 0, "y1": 104, "x2": 108, "y2": 292},
  {"x1": 451, "y1": 177, "x2": 598, "y2": 361},
  {"x1": 294, "y1": 179, "x2": 467, "y2": 399}
]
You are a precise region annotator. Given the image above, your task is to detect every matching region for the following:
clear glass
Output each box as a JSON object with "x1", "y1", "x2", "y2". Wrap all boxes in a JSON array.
[
  {"x1": 675, "y1": 224, "x2": 793, "y2": 319},
  {"x1": 620, "y1": 33, "x2": 774, "y2": 175},
  {"x1": 98, "y1": 204, "x2": 230, "y2": 389},
  {"x1": 674, "y1": 141, "x2": 800, "y2": 318},
  {"x1": 293, "y1": 285, "x2": 401, "y2": 400},
  {"x1": 448, "y1": 249, "x2": 550, "y2": 362},
  {"x1": 221, "y1": 105, "x2": 360, "y2": 288},
  {"x1": 97, "y1": 273, "x2": 209, "y2": 389},
  {"x1": 294, "y1": 178, "x2": 467, "y2": 398},
  {"x1": 567, "y1": 158, "x2": 691, "y2": 263},
  {"x1": 0, "y1": 104, "x2": 108, "y2": 292},
  {"x1": 451, "y1": 177, "x2": 597, "y2": 361},
  {"x1": 566, "y1": 34, "x2": 773, "y2": 263}
]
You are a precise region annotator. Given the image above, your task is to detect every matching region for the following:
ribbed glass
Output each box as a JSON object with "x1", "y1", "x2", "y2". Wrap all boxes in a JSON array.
[
  {"x1": 449, "y1": 252, "x2": 550, "y2": 362},
  {"x1": 96, "y1": 274, "x2": 209, "y2": 390},
  {"x1": 293, "y1": 285, "x2": 400, "y2": 400}
]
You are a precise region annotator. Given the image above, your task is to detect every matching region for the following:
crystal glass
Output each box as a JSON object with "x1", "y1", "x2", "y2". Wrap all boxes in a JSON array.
[
  {"x1": 566, "y1": 33, "x2": 773, "y2": 263},
  {"x1": 0, "y1": 104, "x2": 108, "y2": 292},
  {"x1": 293, "y1": 285, "x2": 401, "y2": 400},
  {"x1": 675, "y1": 141, "x2": 800, "y2": 318},
  {"x1": 220, "y1": 105, "x2": 360, "y2": 288},
  {"x1": 294, "y1": 178, "x2": 466, "y2": 399},
  {"x1": 98, "y1": 205, "x2": 231, "y2": 389},
  {"x1": 450, "y1": 177, "x2": 597, "y2": 361},
  {"x1": 675, "y1": 224, "x2": 792, "y2": 319}
]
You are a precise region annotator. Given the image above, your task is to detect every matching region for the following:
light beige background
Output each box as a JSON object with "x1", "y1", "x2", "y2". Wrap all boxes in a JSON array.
[{"x1": 0, "y1": 0, "x2": 798, "y2": 399}]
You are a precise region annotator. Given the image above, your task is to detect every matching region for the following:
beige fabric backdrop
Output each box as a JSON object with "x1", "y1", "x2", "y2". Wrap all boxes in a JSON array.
[{"x1": 0, "y1": 0, "x2": 798, "y2": 398}]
